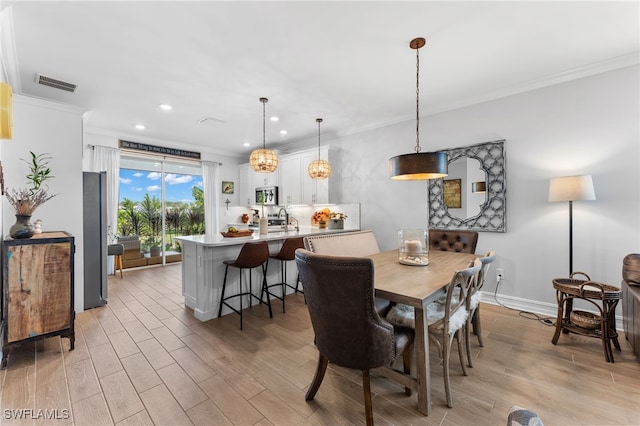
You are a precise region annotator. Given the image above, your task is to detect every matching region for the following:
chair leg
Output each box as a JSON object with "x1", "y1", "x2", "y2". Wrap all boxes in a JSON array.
[
  {"x1": 116, "y1": 255, "x2": 123, "y2": 278},
  {"x1": 305, "y1": 353, "x2": 329, "y2": 401},
  {"x1": 218, "y1": 265, "x2": 230, "y2": 318},
  {"x1": 403, "y1": 343, "x2": 413, "y2": 396},
  {"x1": 261, "y1": 263, "x2": 273, "y2": 318},
  {"x1": 239, "y1": 270, "x2": 244, "y2": 330},
  {"x1": 473, "y1": 308, "x2": 484, "y2": 347},
  {"x1": 362, "y1": 369, "x2": 374, "y2": 426},
  {"x1": 465, "y1": 316, "x2": 473, "y2": 368},
  {"x1": 456, "y1": 330, "x2": 468, "y2": 377},
  {"x1": 443, "y1": 335, "x2": 453, "y2": 408}
]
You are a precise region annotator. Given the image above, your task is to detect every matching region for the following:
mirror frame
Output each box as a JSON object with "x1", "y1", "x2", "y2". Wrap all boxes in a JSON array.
[{"x1": 428, "y1": 139, "x2": 506, "y2": 232}]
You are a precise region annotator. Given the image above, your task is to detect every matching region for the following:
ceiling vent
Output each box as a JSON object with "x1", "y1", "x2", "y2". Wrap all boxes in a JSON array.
[
  {"x1": 34, "y1": 73, "x2": 77, "y2": 93},
  {"x1": 197, "y1": 117, "x2": 225, "y2": 125}
]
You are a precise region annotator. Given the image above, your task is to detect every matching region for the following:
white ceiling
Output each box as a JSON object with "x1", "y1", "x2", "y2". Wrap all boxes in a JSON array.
[{"x1": 2, "y1": 1, "x2": 638, "y2": 159}]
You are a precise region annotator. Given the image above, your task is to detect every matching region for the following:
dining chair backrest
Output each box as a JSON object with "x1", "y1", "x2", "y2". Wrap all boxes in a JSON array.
[
  {"x1": 294, "y1": 248, "x2": 396, "y2": 369},
  {"x1": 436, "y1": 258, "x2": 482, "y2": 336},
  {"x1": 304, "y1": 230, "x2": 380, "y2": 257},
  {"x1": 470, "y1": 251, "x2": 496, "y2": 305},
  {"x1": 429, "y1": 230, "x2": 478, "y2": 254}
]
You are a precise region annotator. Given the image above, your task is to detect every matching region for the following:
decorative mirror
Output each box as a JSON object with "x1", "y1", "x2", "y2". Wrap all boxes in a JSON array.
[{"x1": 428, "y1": 139, "x2": 506, "y2": 232}]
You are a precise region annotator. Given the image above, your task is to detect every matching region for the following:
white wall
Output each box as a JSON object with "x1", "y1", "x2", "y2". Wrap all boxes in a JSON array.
[
  {"x1": 333, "y1": 65, "x2": 639, "y2": 310},
  {"x1": 2, "y1": 95, "x2": 85, "y2": 312}
]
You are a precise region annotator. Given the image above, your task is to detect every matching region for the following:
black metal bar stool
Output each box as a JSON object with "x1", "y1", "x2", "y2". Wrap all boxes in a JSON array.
[
  {"x1": 218, "y1": 241, "x2": 272, "y2": 329},
  {"x1": 265, "y1": 237, "x2": 304, "y2": 312}
]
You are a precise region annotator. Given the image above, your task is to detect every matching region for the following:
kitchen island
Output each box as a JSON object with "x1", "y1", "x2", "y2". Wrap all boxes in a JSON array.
[{"x1": 176, "y1": 226, "x2": 359, "y2": 321}]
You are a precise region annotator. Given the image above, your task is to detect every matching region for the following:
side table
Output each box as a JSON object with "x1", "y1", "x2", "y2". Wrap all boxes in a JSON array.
[{"x1": 551, "y1": 272, "x2": 622, "y2": 362}]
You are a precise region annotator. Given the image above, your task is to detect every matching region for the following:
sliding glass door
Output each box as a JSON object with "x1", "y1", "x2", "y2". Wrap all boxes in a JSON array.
[{"x1": 118, "y1": 155, "x2": 203, "y2": 267}]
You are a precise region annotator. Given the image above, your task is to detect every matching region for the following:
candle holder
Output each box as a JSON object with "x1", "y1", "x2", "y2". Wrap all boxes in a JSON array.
[{"x1": 398, "y1": 229, "x2": 429, "y2": 266}]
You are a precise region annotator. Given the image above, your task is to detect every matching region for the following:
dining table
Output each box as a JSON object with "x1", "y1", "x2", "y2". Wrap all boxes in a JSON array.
[{"x1": 368, "y1": 249, "x2": 477, "y2": 415}]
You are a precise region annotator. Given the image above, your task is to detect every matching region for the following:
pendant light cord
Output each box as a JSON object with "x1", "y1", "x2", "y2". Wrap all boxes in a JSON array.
[
  {"x1": 316, "y1": 118, "x2": 323, "y2": 160},
  {"x1": 260, "y1": 97, "x2": 268, "y2": 149},
  {"x1": 415, "y1": 45, "x2": 421, "y2": 154}
]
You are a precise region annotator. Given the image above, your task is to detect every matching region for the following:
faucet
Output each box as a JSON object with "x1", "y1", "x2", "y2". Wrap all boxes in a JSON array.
[
  {"x1": 277, "y1": 208, "x2": 289, "y2": 230},
  {"x1": 289, "y1": 216, "x2": 299, "y2": 232}
]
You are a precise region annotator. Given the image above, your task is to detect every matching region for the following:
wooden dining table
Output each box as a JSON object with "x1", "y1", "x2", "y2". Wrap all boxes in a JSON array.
[{"x1": 368, "y1": 249, "x2": 477, "y2": 415}]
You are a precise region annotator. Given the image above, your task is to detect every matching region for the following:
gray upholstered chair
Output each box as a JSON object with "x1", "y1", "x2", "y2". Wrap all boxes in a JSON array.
[
  {"x1": 107, "y1": 243, "x2": 124, "y2": 278},
  {"x1": 295, "y1": 249, "x2": 414, "y2": 426},
  {"x1": 429, "y1": 230, "x2": 479, "y2": 253}
]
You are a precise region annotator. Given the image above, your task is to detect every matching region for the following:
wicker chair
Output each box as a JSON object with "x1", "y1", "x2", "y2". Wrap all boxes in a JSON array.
[{"x1": 295, "y1": 249, "x2": 414, "y2": 426}]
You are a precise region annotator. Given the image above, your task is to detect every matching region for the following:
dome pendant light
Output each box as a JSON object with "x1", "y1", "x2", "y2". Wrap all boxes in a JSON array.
[
  {"x1": 308, "y1": 118, "x2": 331, "y2": 180},
  {"x1": 250, "y1": 97, "x2": 279, "y2": 173},
  {"x1": 389, "y1": 37, "x2": 447, "y2": 180}
]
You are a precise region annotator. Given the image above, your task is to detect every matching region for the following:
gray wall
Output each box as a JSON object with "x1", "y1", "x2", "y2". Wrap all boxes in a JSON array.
[{"x1": 333, "y1": 65, "x2": 639, "y2": 310}]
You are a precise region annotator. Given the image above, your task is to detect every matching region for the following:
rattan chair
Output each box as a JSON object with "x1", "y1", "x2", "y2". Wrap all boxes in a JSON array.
[
  {"x1": 295, "y1": 249, "x2": 414, "y2": 426},
  {"x1": 218, "y1": 241, "x2": 272, "y2": 330}
]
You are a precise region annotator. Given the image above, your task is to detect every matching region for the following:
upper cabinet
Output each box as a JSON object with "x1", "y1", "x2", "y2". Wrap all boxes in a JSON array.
[
  {"x1": 238, "y1": 163, "x2": 281, "y2": 206},
  {"x1": 239, "y1": 146, "x2": 340, "y2": 206},
  {"x1": 280, "y1": 146, "x2": 340, "y2": 205}
]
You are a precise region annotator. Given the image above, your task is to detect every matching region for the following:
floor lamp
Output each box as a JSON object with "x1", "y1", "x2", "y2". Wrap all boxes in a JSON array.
[{"x1": 548, "y1": 175, "x2": 596, "y2": 276}]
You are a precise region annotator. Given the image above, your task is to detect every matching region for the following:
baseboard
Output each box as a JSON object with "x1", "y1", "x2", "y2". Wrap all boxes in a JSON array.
[{"x1": 480, "y1": 291, "x2": 624, "y2": 331}]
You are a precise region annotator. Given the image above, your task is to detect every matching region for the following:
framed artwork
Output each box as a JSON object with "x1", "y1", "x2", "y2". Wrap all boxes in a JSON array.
[
  {"x1": 443, "y1": 179, "x2": 462, "y2": 208},
  {"x1": 222, "y1": 181, "x2": 234, "y2": 194}
]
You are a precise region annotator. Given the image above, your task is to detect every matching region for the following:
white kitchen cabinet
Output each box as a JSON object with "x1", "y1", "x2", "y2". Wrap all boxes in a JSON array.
[
  {"x1": 280, "y1": 146, "x2": 339, "y2": 205},
  {"x1": 238, "y1": 162, "x2": 281, "y2": 206}
]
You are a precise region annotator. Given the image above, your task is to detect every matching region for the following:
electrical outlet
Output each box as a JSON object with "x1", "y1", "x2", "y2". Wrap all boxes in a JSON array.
[{"x1": 496, "y1": 268, "x2": 504, "y2": 281}]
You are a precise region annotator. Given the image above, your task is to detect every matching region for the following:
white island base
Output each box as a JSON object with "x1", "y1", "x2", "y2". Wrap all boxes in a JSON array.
[{"x1": 177, "y1": 226, "x2": 359, "y2": 321}]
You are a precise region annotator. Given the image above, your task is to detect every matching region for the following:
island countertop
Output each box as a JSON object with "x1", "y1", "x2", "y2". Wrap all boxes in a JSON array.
[{"x1": 176, "y1": 225, "x2": 359, "y2": 247}]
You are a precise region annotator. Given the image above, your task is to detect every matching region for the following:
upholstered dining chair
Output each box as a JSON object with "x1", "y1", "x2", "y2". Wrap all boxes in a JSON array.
[
  {"x1": 428, "y1": 230, "x2": 479, "y2": 254},
  {"x1": 295, "y1": 249, "x2": 415, "y2": 426},
  {"x1": 465, "y1": 251, "x2": 496, "y2": 367}
]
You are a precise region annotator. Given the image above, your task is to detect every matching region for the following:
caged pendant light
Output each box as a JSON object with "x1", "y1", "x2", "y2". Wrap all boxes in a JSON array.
[
  {"x1": 389, "y1": 37, "x2": 447, "y2": 180},
  {"x1": 308, "y1": 118, "x2": 331, "y2": 180},
  {"x1": 250, "y1": 97, "x2": 279, "y2": 173}
]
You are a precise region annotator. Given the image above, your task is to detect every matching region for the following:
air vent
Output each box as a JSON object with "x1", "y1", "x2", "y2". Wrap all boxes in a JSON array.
[
  {"x1": 197, "y1": 117, "x2": 225, "y2": 125},
  {"x1": 34, "y1": 73, "x2": 77, "y2": 93}
]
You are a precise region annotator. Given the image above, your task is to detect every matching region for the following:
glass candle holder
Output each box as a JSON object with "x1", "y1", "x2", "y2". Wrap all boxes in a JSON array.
[{"x1": 398, "y1": 229, "x2": 429, "y2": 266}]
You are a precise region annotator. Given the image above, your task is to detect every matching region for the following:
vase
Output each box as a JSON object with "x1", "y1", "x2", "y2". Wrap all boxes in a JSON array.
[
  {"x1": 328, "y1": 219, "x2": 344, "y2": 229},
  {"x1": 10, "y1": 215, "x2": 35, "y2": 239}
]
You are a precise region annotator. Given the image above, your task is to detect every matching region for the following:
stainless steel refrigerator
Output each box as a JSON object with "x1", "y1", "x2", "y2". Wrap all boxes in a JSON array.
[{"x1": 83, "y1": 171, "x2": 108, "y2": 309}]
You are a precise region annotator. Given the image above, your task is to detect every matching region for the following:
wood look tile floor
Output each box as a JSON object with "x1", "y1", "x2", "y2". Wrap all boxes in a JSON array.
[{"x1": 1, "y1": 264, "x2": 639, "y2": 425}]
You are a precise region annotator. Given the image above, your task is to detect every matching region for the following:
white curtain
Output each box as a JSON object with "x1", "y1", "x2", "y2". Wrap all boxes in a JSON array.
[
  {"x1": 89, "y1": 146, "x2": 120, "y2": 241},
  {"x1": 202, "y1": 161, "x2": 220, "y2": 237}
]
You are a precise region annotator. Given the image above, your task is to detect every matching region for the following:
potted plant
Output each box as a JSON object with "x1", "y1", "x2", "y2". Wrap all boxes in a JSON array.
[
  {"x1": 5, "y1": 152, "x2": 57, "y2": 239},
  {"x1": 329, "y1": 212, "x2": 347, "y2": 229}
]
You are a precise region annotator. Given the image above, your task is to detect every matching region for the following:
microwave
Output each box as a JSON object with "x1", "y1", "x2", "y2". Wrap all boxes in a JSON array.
[{"x1": 256, "y1": 186, "x2": 279, "y2": 205}]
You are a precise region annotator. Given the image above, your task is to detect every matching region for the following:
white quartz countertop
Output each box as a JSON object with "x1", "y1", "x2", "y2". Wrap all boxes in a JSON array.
[{"x1": 176, "y1": 226, "x2": 360, "y2": 247}]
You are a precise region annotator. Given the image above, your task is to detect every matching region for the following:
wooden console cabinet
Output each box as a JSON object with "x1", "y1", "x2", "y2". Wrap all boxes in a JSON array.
[{"x1": 1, "y1": 232, "x2": 75, "y2": 368}]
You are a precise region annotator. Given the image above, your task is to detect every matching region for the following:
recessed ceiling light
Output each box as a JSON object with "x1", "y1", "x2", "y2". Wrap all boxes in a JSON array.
[
  {"x1": 270, "y1": 116, "x2": 279, "y2": 122},
  {"x1": 243, "y1": 142, "x2": 250, "y2": 147},
  {"x1": 280, "y1": 130, "x2": 288, "y2": 135},
  {"x1": 159, "y1": 104, "x2": 172, "y2": 111},
  {"x1": 135, "y1": 124, "x2": 145, "y2": 130}
]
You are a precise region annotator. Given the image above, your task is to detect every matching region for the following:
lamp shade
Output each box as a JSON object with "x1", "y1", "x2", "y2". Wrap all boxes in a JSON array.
[
  {"x1": 548, "y1": 175, "x2": 596, "y2": 202},
  {"x1": 472, "y1": 181, "x2": 486, "y2": 193},
  {"x1": 308, "y1": 159, "x2": 331, "y2": 180},
  {"x1": 249, "y1": 148, "x2": 278, "y2": 173},
  {"x1": 389, "y1": 151, "x2": 448, "y2": 180},
  {"x1": 0, "y1": 82, "x2": 13, "y2": 139}
]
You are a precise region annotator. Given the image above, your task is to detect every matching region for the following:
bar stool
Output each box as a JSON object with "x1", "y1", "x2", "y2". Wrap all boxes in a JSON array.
[
  {"x1": 265, "y1": 237, "x2": 304, "y2": 313},
  {"x1": 108, "y1": 244, "x2": 124, "y2": 278},
  {"x1": 218, "y1": 241, "x2": 272, "y2": 330}
]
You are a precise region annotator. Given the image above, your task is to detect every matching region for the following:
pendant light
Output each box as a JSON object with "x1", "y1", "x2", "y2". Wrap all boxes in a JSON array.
[
  {"x1": 389, "y1": 37, "x2": 447, "y2": 180},
  {"x1": 308, "y1": 118, "x2": 331, "y2": 179},
  {"x1": 250, "y1": 97, "x2": 279, "y2": 173}
]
